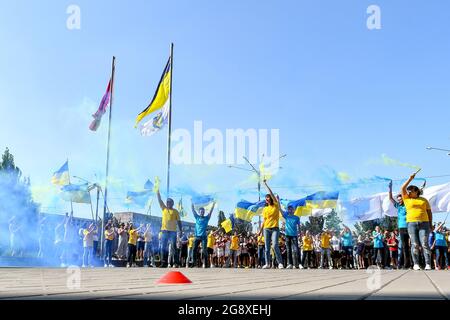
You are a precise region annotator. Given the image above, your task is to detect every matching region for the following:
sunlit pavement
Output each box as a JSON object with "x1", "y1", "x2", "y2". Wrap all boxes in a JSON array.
[{"x1": 0, "y1": 268, "x2": 449, "y2": 300}]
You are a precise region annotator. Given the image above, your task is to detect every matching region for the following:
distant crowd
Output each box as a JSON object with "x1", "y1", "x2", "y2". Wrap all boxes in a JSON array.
[{"x1": 6, "y1": 171, "x2": 450, "y2": 271}]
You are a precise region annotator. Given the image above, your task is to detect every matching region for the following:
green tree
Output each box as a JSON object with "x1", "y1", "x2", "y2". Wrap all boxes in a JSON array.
[
  {"x1": 324, "y1": 209, "x2": 342, "y2": 232},
  {"x1": 304, "y1": 216, "x2": 324, "y2": 234}
]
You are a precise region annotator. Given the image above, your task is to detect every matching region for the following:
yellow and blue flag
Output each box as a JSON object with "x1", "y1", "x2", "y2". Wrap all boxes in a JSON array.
[
  {"x1": 282, "y1": 191, "x2": 339, "y2": 217},
  {"x1": 135, "y1": 57, "x2": 171, "y2": 128},
  {"x1": 192, "y1": 195, "x2": 215, "y2": 212},
  {"x1": 221, "y1": 214, "x2": 235, "y2": 233},
  {"x1": 235, "y1": 200, "x2": 265, "y2": 222},
  {"x1": 60, "y1": 183, "x2": 91, "y2": 204},
  {"x1": 51, "y1": 161, "x2": 70, "y2": 186}
]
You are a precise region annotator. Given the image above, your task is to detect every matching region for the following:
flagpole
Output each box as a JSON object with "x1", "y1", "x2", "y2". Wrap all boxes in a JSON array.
[
  {"x1": 67, "y1": 158, "x2": 74, "y2": 215},
  {"x1": 166, "y1": 43, "x2": 174, "y2": 198},
  {"x1": 101, "y1": 56, "x2": 116, "y2": 255}
]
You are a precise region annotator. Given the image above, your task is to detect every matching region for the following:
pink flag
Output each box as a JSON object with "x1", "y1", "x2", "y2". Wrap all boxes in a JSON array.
[{"x1": 89, "y1": 79, "x2": 112, "y2": 131}]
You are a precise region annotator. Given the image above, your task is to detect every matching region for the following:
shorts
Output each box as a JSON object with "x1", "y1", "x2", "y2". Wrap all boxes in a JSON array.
[
  {"x1": 207, "y1": 247, "x2": 214, "y2": 255},
  {"x1": 137, "y1": 241, "x2": 145, "y2": 251},
  {"x1": 218, "y1": 248, "x2": 224, "y2": 257},
  {"x1": 390, "y1": 250, "x2": 398, "y2": 259}
]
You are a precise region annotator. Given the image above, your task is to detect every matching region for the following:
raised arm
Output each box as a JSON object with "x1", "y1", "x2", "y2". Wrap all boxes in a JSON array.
[
  {"x1": 208, "y1": 201, "x2": 216, "y2": 218},
  {"x1": 191, "y1": 202, "x2": 198, "y2": 218},
  {"x1": 401, "y1": 171, "x2": 418, "y2": 197},
  {"x1": 156, "y1": 189, "x2": 167, "y2": 210},
  {"x1": 388, "y1": 180, "x2": 397, "y2": 205},
  {"x1": 263, "y1": 179, "x2": 278, "y2": 205}
]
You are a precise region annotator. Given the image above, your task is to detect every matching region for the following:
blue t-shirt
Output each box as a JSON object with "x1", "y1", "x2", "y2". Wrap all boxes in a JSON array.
[
  {"x1": 435, "y1": 232, "x2": 447, "y2": 247},
  {"x1": 194, "y1": 215, "x2": 210, "y2": 237},
  {"x1": 283, "y1": 213, "x2": 300, "y2": 237},
  {"x1": 342, "y1": 232, "x2": 353, "y2": 247},
  {"x1": 373, "y1": 232, "x2": 384, "y2": 248},
  {"x1": 394, "y1": 202, "x2": 407, "y2": 229}
]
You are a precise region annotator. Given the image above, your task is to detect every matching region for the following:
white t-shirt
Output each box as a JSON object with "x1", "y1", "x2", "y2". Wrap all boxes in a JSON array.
[
  {"x1": 331, "y1": 236, "x2": 341, "y2": 251},
  {"x1": 83, "y1": 230, "x2": 94, "y2": 248}
]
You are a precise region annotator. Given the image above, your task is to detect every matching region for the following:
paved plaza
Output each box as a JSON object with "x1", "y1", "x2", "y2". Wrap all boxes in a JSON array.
[{"x1": 0, "y1": 268, "x2": 449, "y2": 300}]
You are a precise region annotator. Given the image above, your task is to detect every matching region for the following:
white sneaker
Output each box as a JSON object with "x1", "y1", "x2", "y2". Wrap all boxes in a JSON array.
[
  {"x1": 109, "y1": 264, "x2": 114, "y2": 268},
  {"x1": 104, "y1": 264, "x2": 108, "y2": 268},
  {"x1": 82, "y1": 265, "x2": 86, "y2": 268},
  {"x1": 299, "y1": 265, "x2": 304, "y2": 269},
  {"x1": 286, "y1": 264, "x2": 293, "y2": 269},
  {"x1": 318, "y1": 266, "x2": 323, "y2": 269},
  {"x1": 126, "y1": 264, "x2": 130, "y2": 268},
  {"x1": 413, "y1": 264, "x2": 421, "y2": 271},
  {"x1": 202, "y1": 264, "x2": 206, "y2": 268},
  {"x1": 329, "y1": 266, "x2": 333, "y2": 270},
  {"x1": 425, "y1": 264, "x2": 432, "y2": 271},
  {"x1": 262, "y1": 264, "x2": 270, "y2": 269},
  {"x1": 211, "y1": 264, "x2": 215, "y2": 268},
  {"x1": 278, "y1": 263, "x2": 284, "y2": 269}
]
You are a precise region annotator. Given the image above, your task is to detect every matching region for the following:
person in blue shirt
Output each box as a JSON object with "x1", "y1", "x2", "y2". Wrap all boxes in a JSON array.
[
  {"x1": 431, "y1": 223, "x2": 448, "y2": 270},
  {"x1": 372, "y1": 226, "x2": 385, "y2": 269},
  {"x1": 340, "y1": 225, "x2": 354, "y2": 269},
  {"x1": 280, "y1": 204, "x2": 301, "y2": 269},
  {"x1": 191, "y1": 201, "x2": 216, "y2": 268},
  {"x1": 388, "y1": 181, "x2": 411, "y2": 269}
]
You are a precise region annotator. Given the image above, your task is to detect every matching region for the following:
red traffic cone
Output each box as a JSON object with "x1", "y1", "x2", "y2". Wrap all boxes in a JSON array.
[{"x1": 156, "y1": 271, "x2": 192, "y2": 284}]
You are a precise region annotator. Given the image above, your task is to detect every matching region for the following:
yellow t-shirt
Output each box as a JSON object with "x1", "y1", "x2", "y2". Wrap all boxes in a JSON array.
[
  {"x1": 257, "y1": 235, "x2": 265, "y2": 246},
  {"x1": 262, "y1": 203, "x2": 280, "y2": 229},
  {"x1": 403, "y1": 196, "x2": 430, "y2": 223},
  {"x1": 302, "y1": 236, "x2": 313, "y2": 251},
  {"x1": 231, "y1": 235, "x2": 240, "y2": 250},
  {"x1": 161, "y1": 208, "x2": 180, "y2": 231},
  {"x1": 188, "y1": 236, "x2": 195, "y2": 248},
  {"x1": 207, "y1": 233, "x2": 215, "y2": 249},
  {"x1": 104, "y1": 230, "x2": 114, "y2": 241},
  {"x1": 128, "y1": 230, "x2": 138, "y2": 245},
  {"x1": 321, "y1": 233, "x2": 331, "y2": 248}
]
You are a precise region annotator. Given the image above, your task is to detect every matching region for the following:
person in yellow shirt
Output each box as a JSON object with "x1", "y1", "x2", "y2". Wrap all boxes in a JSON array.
[
  {"x1": 207, "y1": 230, "x2": 218, "y2": 268},
  {"x1": 186, "y1": 233, "x2": 195, "y2": 268},
  {"x1": 127, "y1": 223, "x2": 143, "y2": 268},
  {"x1": 229, "y1": 231, "x2": 240, "y2": 268},
  {"x1": 301, "y1": 230, "x2": 313, "y2": 269},
  {"x1": 257, "y1": 179, "x2": 284, "y2": 269},
  {"x1": 103, "y1": 224, "x2": 115, "y2": 268},
  {"x1": 319, "y1": 229, "x2": 333, "y2": 269},
  {"x1": 157, "y1": 188, "x2": 182, "y2": 268},
  {"x1": 257, "y1": 232, "x2": 265, "y2": 268},
  {"x1": 401, "y1": 170, "x2": 432, "y2": 270}
]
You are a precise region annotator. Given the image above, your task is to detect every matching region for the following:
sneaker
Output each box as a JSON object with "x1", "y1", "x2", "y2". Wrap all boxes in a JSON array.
[
  {"x1": 104, "y1": 264, "x2": 108, "y2": 268},
  {"x1": 413, "y1": 264, "x2": 421, "y2": 271},
  {"x1": 126, "y1": 264, "x2": 130, "y2": 268},
  {"x1": 262, "y1": 264, "x2": 270, "y2": 269},
  {"x1": 299, "y1": 265, "x2": 304, "y2": 269},
  {"x1": 82, "y1": 265, "x2": 86, "y2": 268},
  {"x1": 278, "y1": 263, "x2": 284, "y2": 269},
  {"x1": 425, "y1": 264, "x2": 432, "y2": 271},
  {"x1": 211, "y1": 264, "x2": 215, "y2": 268},
  {"x1": 202, "y1": 264, "x2": 206, "y2": 268},
  {"x1": 318, "y1": 266, "x2": 323, "y2": 269},
  {"x1": 287, "y1": 264, "x2": 293, "y2": 269},
  {"x1": 329, "y1": 266, "x2": 333, "y2": 270},
  {"x1": 109, "y1": 264, "x2": 114, "y2": 268}
]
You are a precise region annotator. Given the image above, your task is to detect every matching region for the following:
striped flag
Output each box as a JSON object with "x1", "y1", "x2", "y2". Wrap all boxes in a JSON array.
[{"x1": 89, "y1": 79, "x2": 112, "y2": 131}]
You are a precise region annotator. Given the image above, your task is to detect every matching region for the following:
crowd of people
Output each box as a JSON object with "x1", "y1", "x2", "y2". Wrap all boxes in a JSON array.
[{"x1": 6, "y1": 171, "x2": 450, "y2": 270}]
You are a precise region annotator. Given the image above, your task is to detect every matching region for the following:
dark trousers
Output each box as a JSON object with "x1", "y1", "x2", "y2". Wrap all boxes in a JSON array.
[
  {"x1": 104, "y1": 240, "x2": 113, "y2": 265},
  {"x1": 127, "y1": 244, "x2": 137, "y2": 265},
  {"x1": 193, "y1": 235, "x2": 208, "y2": 267},
  {"x1": 301, "y1": 250, "x2": 312, "y2": 268},
  {"x1": 285, "y1": 236, "x2": 300, "y2": 267},
  {"x1": 398, "y1": 228, "x2": 411, "y2": 268},
  {"x1": 373, "y1": 247, "x2": 385, "y2": 266}
]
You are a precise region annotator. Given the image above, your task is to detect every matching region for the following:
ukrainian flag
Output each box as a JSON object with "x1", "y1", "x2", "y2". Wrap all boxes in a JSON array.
[
  {"x1": 235, "y1": 200, "x2": 265, "y2": 222},
  {"x1": 192, "y1": 195, "x2": 215, "y2": 212},
  {"x1": 135, "y1": 57, "x2": 171, "y2": 127},
  {"x1": 221, "y1": 217, "x2": 233, "y2": 233},
  {"x1": 51, "y1": 161, "x2": 70, "y2": 186},
  {"x1": 60, "y1": 183, "x2": 91, "y2": 203},
  {"x1": 305, "y1": 191, "x2": 339, "y2": 217},
  {"x1": 285, "y1": 197, "x2": 309, "y2": 217}
]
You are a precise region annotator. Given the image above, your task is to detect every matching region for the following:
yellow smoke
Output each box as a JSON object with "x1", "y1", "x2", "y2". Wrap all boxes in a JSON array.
[{"x1": 381, "y1": 154, "x2": 421, "y2": 170}]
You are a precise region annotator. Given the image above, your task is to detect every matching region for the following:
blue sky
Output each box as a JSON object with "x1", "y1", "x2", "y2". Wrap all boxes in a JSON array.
[{"x1": 1, "y1": 0, "x2": 449, "y2": 225}]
